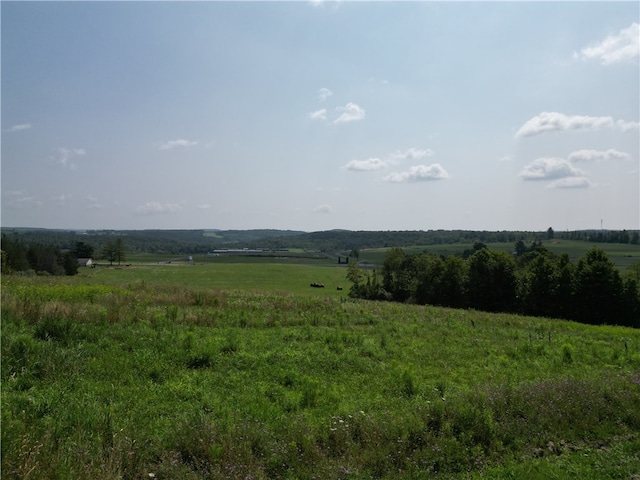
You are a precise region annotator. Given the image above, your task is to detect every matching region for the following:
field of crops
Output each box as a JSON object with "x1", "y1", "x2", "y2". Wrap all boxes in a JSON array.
[{"x1": 2, "y1": 262, "x2": 640, "y2": 479}]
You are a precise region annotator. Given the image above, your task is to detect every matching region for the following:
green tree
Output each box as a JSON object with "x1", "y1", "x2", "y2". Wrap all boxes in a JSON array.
[
  {"x1": 102, "y1": 238, "x2": 126, "y2": 266},
  {"x1": 382, "y1": 248, "x2": 413, "y2": 302},
  {"x1": 440, "y1": 256, "x2": 468, "y2": 308},
  {"x1": 412, "y1": 254, "x2": 445, "y2": 305},
  {"x1": 62, "y1": 251, "x2": 78, "y2": 276},
  {"x1": 467, "y1": 248, "x2": 517, "y2": 313},
  {"x1": 27, "y1": 244, "x2": 64, "y2": 275},
  {"x1": 547, "y1": 227, "x2": 555, "y2": 240},
  {"x1": 102, "y1": 241, "x2": 117, "y2": 265},
  {"x1": 114, "y1": 238, "x2": 126, "y2": 266},
  {"x1": 514, "y1": 240, "x2": 527, "y2": 257},
  {"x1": 1, "y1": 234, "x2": 30, "y2": 272},
  {"x1": 574, "y1": 248, "x2": 623, "y2": 325},
  {"x1": 519, "y1": 248, "x2": 563, "y2": 318},
  {"x1": 74, "y1": 241, "x2": 94, "y2": 258},
  {"x1": 346, "y1": 261, "x2": 364, "y2": 297}
]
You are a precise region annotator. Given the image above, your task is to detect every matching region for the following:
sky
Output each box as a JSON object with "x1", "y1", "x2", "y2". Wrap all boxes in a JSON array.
[{"x1": 2, "y1": 1, "x2": 639, "y2": 232}]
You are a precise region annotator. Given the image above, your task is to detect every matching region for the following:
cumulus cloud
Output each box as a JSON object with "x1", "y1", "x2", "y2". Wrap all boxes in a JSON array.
[
  {"x1": 519, "y1": 157, "x2": 585, "y2": 180},
  {"x1": 6, "y1": 123, "x2": 32, "y2": 132},
  {"x1": 134, "y1": 202, "x2": 182, "y2": 215},
  {"x1": 344, "y1": 157, "x2": 387, "y2": 171},
  {"x1": 384, "y1": 164, "x2": 449, "y2": 183},
  {"x1": 309, "y1": 108, "x2": 327, "y2": 121},
  {"x1": 568, "y1": 149, "x2": 630, "y2": 162},
  {"x1": 318, "y1": 87, "x2": 333, "y2": 102},
  {"x1": 547, "y1": 177, "x2": 592, "y2": 189},
  {"x1": 334, "y1": 102, "x2": 365, "y2": 124},
  {"x1": 576, "y1": 22, "x2": 639, "y2": 65},
  {"x1": 344, "y1": 148, "x2": 434, "y2": 172},
  {"x1": 313, "y1": 203, "x2": 333, "y2": 214},
  {"x1": 617, "y1": 119, "x2": 640, "y2": 132},
  {"x1": 160, "y1": 139, "x2": 198, "y2": 150},
  {"x1": 516, "y1": 112, "x2": 614, "y2": 137}
]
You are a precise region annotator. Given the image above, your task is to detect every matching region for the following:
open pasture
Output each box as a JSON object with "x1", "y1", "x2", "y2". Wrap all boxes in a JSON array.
[
  {"x1": 2, "y1": 263, "x2": 640, "y2": 479},
  {"x1": 80, "y1": 261, "x2": 350, "y2": 297}
]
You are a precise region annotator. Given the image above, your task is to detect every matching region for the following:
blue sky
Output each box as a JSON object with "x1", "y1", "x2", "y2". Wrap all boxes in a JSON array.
[{"x1": 2, "y1": 1, "x2": 638, "y2": 232}]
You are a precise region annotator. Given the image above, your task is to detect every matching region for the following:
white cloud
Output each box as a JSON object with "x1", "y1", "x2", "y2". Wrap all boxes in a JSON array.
[
  {"x1": 313, "y1": 203, "x2": 333, "y2": 214},
  {"x1": 4, "y1": 191, "x2": 42, "y2": 209},
  {"x1": 160, "y1": 139, "x2": 198, "y2": 150},
  {"x1": 318, "y1": 87, "x2": 333, "y2": 102},
  {"x1": 547, "y1": 177, "x2": 592, "y2": 189},
  {"x1": 617, "y1": 119, "x2": 640, "y2": 132},
  {"x1": 86, "y1": 195, "x2": 103, "y2": 209},
  {"x1": 333, "y1": 102, "x2": 365, "y2": 124},
  {"x1": 568, "y1": 149, "x2": 630, "y2": 163},
  {"x1": 384, "y1": 164, "x2": 449, "y2": 183},
  {"x1": 308, "y1": 0, "x2": 341, "y2": 8},
  {"x1": 6, "y1": 123, "x2": 32, "y2": 132},
  {"x1": 516, "y1": 112, "x2": 614, "y2": 137},
  {"x1": 519, "y1": 157, "x2": 584, "y2": 180},
  {"x1": 344, "y1": 148, "x2": 434, "y2": 172},
  {"x1": 344, "y1": 157, "x2": 387, "y2": 171},
  {"x1": 53, "y1": 194, "x2": 72, "y2": 205},
  {"x1": 52, "y1": 147, "x2": 86, "y2": 169},
  {"x1": 388, "y1": 148, "x2": 434, "y2": 163},
  {"x1": 134, "y1": 202, "x2": 182, "y2": 215},
  {"x1": 576, "y1": 22, "x2": 639, "y2": 65},
  {"x1": 309, "y1": 108, "x2": 327, "y2": 121},
  {"x1": 196, "y1": 203, "x2": 211, "y2": 210}
]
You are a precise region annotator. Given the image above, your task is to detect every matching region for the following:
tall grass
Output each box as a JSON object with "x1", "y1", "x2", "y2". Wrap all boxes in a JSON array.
[{"x1": 2, "y1": 274, "x2": 639, "y2": 479}]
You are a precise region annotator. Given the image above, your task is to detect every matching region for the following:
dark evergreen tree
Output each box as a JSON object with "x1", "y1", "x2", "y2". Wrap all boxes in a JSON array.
[
  {"x1": 518, "y1": 248, "x2": 563, "y2": 318},
  {"x1": 467, "y1": 248, "x2": 517, "y2": 313},
  {"x1": 74, "y1": 241, "x2": 94, "y2": 258},
  {"x1": 1, "y1": 234, "x2": 30, "y2": 272},
  {"x1": 62, "y1": 251, "x2": 78, "y2": 276},
  {"x1": 574, "y1": 248, "x2": 624, "y2": 325}
]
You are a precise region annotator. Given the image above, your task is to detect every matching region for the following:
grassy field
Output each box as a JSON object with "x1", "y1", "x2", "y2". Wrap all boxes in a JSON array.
[
  {"x1": 359, "y1": 239, "x2": 640, "y2": 270},
  {"x1": 2, "y1": 263, "x2": 640, "y2": 479},
  {"x1": 80, "y1": 262, "x2": 350, "y2": 297}
]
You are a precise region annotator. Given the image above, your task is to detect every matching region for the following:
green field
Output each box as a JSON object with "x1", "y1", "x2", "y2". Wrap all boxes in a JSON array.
[
  {"x1": 80, "y1": 262, "x2": 350, "y2": 297},
  {"x1": 2, "y1": 263, "x2": 640, "y2": 479}
]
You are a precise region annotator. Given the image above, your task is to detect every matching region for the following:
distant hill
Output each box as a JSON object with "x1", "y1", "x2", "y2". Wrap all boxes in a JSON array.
[{"x1": 2, "y1": 227, "x2": 637, "y2": 255}]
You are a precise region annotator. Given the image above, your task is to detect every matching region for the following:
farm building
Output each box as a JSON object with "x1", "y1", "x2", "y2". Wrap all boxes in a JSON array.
[{"x1": 77, "y1": 258, "x2": 93, "y2": 267}]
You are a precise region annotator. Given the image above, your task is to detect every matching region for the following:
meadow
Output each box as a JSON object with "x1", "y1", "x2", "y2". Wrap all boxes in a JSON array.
[{"x1": 2, "y1": 262, "x2": 640, "y2": 479}]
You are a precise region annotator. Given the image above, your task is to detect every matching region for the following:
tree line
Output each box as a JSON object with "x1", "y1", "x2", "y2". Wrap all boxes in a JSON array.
[
  {"x1": 562, "y1": 229, "x2": 640, "y2": 245},
  {"x1": 347, "y1": 243, "x2": 640, "y2": 328},
  {"x1": 1, "y1": 235, "x2": 126, "y2": 276}
]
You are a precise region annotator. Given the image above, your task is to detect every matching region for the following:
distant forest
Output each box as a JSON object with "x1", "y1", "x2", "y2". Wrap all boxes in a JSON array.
[{"x1": 1, "y1": 227, "x2": 638, "y2": 256}]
